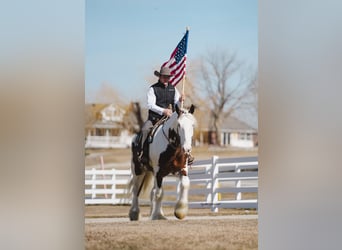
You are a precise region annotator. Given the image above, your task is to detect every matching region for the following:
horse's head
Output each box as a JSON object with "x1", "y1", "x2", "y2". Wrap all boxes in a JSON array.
[{"x1": 172, "y1": 104, "x2": 196, "y2": 155}]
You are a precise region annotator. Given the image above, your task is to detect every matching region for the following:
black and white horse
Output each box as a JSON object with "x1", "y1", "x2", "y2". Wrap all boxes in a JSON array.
[{"x1": 129, "y1": 105, "x2": 196, "y2": 220}]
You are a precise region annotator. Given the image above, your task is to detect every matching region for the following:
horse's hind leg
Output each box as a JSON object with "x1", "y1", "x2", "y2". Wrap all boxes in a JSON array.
[{"x1": 129, "y1": 173, "x2": 145, "y2": 221}]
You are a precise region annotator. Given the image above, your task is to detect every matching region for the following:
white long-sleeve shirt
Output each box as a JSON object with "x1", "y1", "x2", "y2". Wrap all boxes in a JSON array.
[{"x1": 146, "y1": 85, "x2": 181, "y2": 115}]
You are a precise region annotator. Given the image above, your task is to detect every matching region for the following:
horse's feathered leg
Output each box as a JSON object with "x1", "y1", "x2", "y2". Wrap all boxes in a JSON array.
[
  {"x1": 129, "y1": 172, "x2": 145, "y2": 221},
  {"x1": 129, "y1": 154, "x2": 150, "y2": 221},
  {"x1": 150, "y1": 170, "x2": 167, "y2": 220},
  {"x1": 174, "y1": 169, "x2": 190, "y2": 220}
]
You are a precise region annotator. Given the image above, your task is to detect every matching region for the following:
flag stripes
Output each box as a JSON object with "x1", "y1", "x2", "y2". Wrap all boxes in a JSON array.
[{"x1": 161, "y1": 30, "x2": 189, "y2": 86}]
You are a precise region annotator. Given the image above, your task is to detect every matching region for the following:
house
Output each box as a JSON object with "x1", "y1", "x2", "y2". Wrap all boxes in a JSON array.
[
  {"x1": 195, "y1": 114, "x2": 258, "y2": 148},
  {"x1": 85, "y1": 102, "x2": 257, "y2": 149},
  {"x1": 85, "y1": 103, "x2": 133, "y2": 148}
]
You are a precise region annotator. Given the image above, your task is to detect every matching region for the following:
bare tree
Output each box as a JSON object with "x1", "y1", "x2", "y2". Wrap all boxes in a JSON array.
[
  {"x1": 94, "y1": 81, "x2": 125, "y2": 105},
  {"x1": 123, "y1": 102, "x2": 144, "y2": 134},
  {"x1": 197, "y1": 49, "x2": 257, "y2": 145},
  {"x1": 236, "y1": 67, "x2": 258, "y2": 128}
]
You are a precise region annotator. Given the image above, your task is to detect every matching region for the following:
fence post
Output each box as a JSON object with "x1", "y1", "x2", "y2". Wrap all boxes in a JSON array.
[
  {"x1": 211, "y1": 155, "x2": 219, "y2": 212},
  {"x1": 206, "y1": 164, "x2": 212, "y2": 204},
  {"x1": 91, "y1": 168, "x2": 96, "y2": 199},
  {"x1": 235, "y1": 164, "x2": 242, "y2": 201},
  {"x1": 111, "y1": 169, "x2": 116, "y2": 204},
  {"x1": 99, "y1": 155, "x2": 108, "y2": 199}
]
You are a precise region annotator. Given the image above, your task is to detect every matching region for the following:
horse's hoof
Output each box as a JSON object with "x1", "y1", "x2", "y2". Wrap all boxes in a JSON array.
[
  {"x1": 151, "y1": 214, "x2": 168, "y2": 220},
  {"x1": 129, "y1": 210, "x2": 141, "y2": 221},
  {"x1": 174, "y1": 203, "x2": 188, "y2": 220}
]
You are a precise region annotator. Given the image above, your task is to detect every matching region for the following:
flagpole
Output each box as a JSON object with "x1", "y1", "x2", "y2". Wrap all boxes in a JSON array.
[
  {"x1": 181, "y1": 75, "x2": 186, "y2": 109},
  {"x1": 181, "y1": 26, "x2": 189, "y2": 109}
]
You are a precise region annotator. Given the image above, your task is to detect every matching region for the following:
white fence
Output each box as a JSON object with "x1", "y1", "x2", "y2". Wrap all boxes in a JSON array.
[{"x1": 85, "y1": 156, "x2": 258, "y2": 211}]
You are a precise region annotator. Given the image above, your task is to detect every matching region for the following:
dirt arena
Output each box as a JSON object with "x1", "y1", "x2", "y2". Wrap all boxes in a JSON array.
[
  {"x1": 85, "y1": 206, "x2": 258, "y2": 250},
  {"x1": 85, "y1": 218, "x2": 257, "y2": 250},
  {"x1": 85, "y1": 147, "x2": 258, "y2": 250}
]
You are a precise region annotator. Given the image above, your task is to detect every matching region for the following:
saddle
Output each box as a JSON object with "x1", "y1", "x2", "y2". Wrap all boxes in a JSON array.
[
  {"x1": 132, "y1": 116, "x2": 168, "y2": 175},
  {"x1": 148, "y1": 116, "x2": 168, "y2": 143}
]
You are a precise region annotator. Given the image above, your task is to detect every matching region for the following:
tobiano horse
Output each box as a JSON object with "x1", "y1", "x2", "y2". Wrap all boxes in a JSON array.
[{"x1": 129, "y1": 104, "x2": 196, "y2": 220}]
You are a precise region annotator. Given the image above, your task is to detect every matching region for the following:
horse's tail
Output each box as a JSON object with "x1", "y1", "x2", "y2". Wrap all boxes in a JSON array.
[
  {"x1": 127, "y1": 159, "x2": 137, "y2": 194},
  {"x1": 139, "y1": 171, "x2": 154, "y2": 198},
  {"x1": 127, "y1": 160, "x2": 154, "y2": 199}
]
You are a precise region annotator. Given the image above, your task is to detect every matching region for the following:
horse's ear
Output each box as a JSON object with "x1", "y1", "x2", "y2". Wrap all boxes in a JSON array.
[
  {"x1": 189, "y1": 104, "x2": 195, "y2": 114},
  {"x1": 175, "y1": 104, "x2": 181, "y2": 116}
]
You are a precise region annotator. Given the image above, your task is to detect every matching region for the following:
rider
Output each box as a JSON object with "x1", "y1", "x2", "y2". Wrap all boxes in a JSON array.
[{"x1": 137, "y1": 66, "x2": 194, "y2": 165}]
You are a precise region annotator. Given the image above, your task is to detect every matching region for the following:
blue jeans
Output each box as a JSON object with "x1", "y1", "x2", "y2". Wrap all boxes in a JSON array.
[{"x1": 141, "y1": 120, "x2": 153, "y2": 149}]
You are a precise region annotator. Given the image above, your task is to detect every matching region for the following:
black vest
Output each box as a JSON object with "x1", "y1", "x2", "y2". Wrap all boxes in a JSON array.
[{"x1": 148, "y1": 81, "x2": 176, "y2": 124}]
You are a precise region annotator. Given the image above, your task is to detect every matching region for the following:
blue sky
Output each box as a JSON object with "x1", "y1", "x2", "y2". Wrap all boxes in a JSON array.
[{"x1": 86, "y1": 0, "x2": 257, "y2": 103}]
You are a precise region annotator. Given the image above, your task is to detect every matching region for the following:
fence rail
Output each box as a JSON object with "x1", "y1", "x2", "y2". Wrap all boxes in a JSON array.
[
  {"x1": 85, "y1": 135, "x2": 132, "y2": 148},
  {"x1": 85, "y1": 156, "x2": 258, "y2": 211}
]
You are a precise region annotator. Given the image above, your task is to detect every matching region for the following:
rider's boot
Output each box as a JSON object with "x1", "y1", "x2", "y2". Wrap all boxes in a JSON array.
[{"x1": 132, "y1": 133, "x2": 143, "y2": 175}]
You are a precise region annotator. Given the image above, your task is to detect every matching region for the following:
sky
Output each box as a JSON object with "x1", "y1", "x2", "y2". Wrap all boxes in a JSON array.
[{"x1": 86, "y1": 0, "x2": 258, "y2": 104}]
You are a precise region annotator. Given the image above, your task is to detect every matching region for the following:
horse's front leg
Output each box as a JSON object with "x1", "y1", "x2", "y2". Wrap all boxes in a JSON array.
[
  {"x1": 174, "y1": 170, "x2": 190, "y2": 220},
  {"x1": 150, "y1": 170, "x2": 167, "y2": 220}
]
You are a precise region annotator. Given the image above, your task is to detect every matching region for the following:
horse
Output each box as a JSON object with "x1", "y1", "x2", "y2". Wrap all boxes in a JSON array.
[{"x1": 129, "y1": 104, "x2": 196, "y2": 220}]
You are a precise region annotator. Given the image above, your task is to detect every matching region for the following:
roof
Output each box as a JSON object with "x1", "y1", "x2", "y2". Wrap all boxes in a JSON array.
[
  {"x1": 197, "y1": 113, "x2": 257, "y2": 133},
  {"x1": 220, "y1": 116, "x2": 256, "y2": 133}
]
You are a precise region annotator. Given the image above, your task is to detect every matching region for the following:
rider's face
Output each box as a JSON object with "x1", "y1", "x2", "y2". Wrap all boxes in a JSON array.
[{"x1": 160, "y1": 75, "x2": 171, "y2": 84}]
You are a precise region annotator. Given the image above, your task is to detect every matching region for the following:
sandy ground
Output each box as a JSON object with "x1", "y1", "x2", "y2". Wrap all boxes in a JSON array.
[
  {"x1": 85, "y1": 205, "x2": 258, "y2": 250},
  {"x1": 85, "y1": 218, "x2": 258, "y2": 250}
]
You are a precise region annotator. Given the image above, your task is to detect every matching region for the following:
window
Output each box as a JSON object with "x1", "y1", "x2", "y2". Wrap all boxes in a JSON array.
[{"x1": 238, "y1": 133, "x2": 251, "y2": 141}]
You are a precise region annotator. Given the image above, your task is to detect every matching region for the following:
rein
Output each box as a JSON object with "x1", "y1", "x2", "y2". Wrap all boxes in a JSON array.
[{"x1": 161, "y1": 124, "x2": 170, "y2": 143}]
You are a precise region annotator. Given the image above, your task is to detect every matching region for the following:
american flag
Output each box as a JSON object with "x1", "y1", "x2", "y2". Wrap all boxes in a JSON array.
[{"x1": 162, "y1": 30, "x2": 189, "y2": 86}]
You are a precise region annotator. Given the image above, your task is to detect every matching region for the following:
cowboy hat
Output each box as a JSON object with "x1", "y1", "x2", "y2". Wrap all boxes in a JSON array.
[{"x1": 154, "y1": 66, "x2": 173, "y2": 77}]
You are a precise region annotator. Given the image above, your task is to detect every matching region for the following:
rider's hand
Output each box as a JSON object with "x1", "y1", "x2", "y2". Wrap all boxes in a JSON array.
[
  {"x1": 179, "y1": 94, "x2": 185, "y2": 103},
  {"x1": 163, "y1": 108, "x2": 173, "y2": 117}
]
